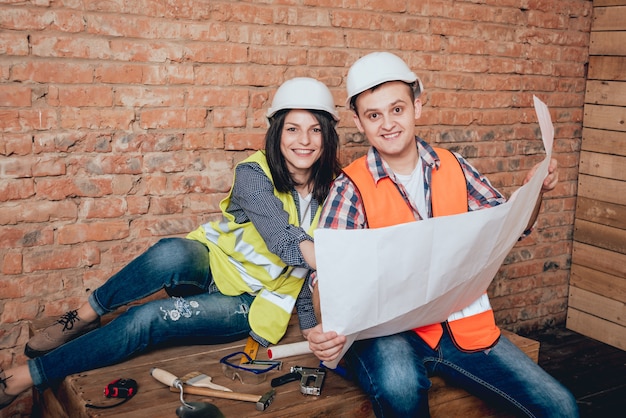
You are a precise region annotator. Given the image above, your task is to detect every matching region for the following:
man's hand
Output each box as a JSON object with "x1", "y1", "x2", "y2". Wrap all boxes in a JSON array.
[
  {"x1": 524, "y1": 157, "x2": 559, "y2": 193},
  {"x1": 522, "y1": 157, "x2": 559, "y2": 233},
  {"x1": 305, "y1": 324, "x2": 347, "y2": 362}
]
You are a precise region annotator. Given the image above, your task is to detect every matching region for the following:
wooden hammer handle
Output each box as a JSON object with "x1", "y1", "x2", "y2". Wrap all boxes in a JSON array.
[{"x1": 170, "y1": 386, "x2": 260, "y2": 402}]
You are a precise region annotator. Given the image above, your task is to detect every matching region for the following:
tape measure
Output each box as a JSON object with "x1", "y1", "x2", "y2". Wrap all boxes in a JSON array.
[{"x1": 240, "y1": 336, "x2": 260, "y2": 364}]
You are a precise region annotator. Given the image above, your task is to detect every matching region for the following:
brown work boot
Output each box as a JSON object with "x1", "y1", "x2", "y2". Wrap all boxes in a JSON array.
[
  {"x1": 24, "y1": 310, "x2": 100, "y2": 358},
  {"x1": 0, "y1": 369, "x2": 17, "y2": 410}
]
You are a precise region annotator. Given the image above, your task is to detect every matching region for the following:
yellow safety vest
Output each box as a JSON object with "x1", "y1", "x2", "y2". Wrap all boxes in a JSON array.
[{"x1": 187, "y1": 151, "x2": 320, "y2": 344}]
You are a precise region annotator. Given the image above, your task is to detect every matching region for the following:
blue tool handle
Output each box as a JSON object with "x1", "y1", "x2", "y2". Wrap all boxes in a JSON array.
[{"x1": 319, "y1": 361, "x2": 352, "y2": 380}]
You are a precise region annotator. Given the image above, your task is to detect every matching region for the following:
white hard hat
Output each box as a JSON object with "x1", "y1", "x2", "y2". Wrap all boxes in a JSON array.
[
  {"x1": 346, "y1": 52, "x2": 424, "y2": 106},
  {"x1": 266, "y1": 77, "x2": 339, "y2": 121}
]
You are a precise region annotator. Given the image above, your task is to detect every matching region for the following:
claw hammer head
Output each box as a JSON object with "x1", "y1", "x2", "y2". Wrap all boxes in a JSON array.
[{"x1": 256, "y1": 388, "x2": 276, "y2": 411}]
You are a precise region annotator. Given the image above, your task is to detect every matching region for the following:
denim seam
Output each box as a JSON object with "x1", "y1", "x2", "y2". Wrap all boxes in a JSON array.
[
  {"x1": 352, "y1": 354, "x2": 387, "y2": 417},
  {"x1": 425, "y1": 355, "x2": 536, "y2": 418}
]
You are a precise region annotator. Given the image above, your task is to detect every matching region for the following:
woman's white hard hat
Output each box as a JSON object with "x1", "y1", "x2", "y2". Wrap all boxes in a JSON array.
[
  {"x1": 346, "y1": 52, "x2": 424, "y2": 106},
  {"x1": 266, "y1": 77, "x2": 339, "y2": 121}
]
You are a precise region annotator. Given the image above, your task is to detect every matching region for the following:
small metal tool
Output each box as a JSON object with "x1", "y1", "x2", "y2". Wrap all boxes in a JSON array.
[{"x1": 271, "y1": 366, "x2": 326, "y2": 396}]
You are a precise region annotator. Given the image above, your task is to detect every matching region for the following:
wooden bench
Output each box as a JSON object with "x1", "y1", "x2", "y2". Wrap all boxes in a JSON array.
[{"x1": 32, "y1": 313, "x2": 539, "y2": 418}]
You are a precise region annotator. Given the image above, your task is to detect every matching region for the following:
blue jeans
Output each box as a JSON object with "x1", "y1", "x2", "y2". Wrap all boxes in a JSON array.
[
  {"x1": 345, "y1": 328, "x2": 579, "y2": 418},
  {"x1": 28, "y1": 238, "x2": 254, "y2": 390}
]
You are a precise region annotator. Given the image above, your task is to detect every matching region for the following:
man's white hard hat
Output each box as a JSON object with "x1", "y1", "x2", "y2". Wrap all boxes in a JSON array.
[
  {"x1": 266, "y1": 77, "x2": 339, "y2": 121},
  {"x1": 346, "y1": 52, "x2": 424, "y2": 107}
]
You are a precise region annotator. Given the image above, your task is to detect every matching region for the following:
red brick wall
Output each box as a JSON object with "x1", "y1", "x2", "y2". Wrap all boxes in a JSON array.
[{"x1": 0, "y1": 0, "x2": 591, "y2": 413}]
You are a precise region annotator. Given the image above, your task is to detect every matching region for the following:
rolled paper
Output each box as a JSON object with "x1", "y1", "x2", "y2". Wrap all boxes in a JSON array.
[{"x1": 267, "y1": 341, "x2": 311, "y2": 360}]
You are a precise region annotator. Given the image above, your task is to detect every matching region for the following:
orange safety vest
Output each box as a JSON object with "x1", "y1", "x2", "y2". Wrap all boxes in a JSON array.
[{"x1": 342, "y1": 147, "x2": 501, "y2": 351}]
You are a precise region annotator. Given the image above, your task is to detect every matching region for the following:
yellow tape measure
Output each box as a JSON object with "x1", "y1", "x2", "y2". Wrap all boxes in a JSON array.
[{"x1": 240, "y1": 336, "x2": 260, "y2": 364}]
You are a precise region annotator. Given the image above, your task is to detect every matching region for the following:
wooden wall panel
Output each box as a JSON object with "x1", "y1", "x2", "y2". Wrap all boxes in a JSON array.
[
  {"x1": 575, "y1": 196, "x2": 626, "y2": 230},
  {"x1": 569, "y1": 287, "x2": 626, "y2": 327},
  {"x1": 588, "y1": 56, "x2": 626, "y2": 80},
  {"x1": 570, "y1": 0, "x2": 626, "y2": 353},
  {"x1": 583, "y1": 104, "x2": 626, "y2": 132},
  {"x1": 589, "y1": 31, "x2": 626, "y2": 55},
  {"x1": 571, "y1": 242, "x2": 626, "y2": 280},
  {"x1": 580, "y1": 128, "x2": 626, "y2": 154},
  {"x1": 594, "y1": 0, "x2": 626, "y2": 6},
  {"x1": 585, "y1": 80, "x2": 626, "y2": 106},
  {"x1": 578, "y1": 151, "x2": 626, "y2": 180},
  {"x1": 570, "y1": 264, "x2": 626, "y2": 304},
  {"x1": 574, "y1": 219, "x2": 626, "y2": 254},
  {"x1": 592, "y1": 5, "x2": 626, "y2": 30},
  {"x1": 577, "y1": 174, "x2": 626, "y2": 206},
  {"x1": 567, "y1": 309, "x2": 626, "y2": 351}
]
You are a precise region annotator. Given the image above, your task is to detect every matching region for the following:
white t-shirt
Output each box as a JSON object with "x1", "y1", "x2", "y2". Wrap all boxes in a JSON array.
[
  {"x1": 298, "y1": 192, "x2": 313, "y2": 229},
  {"x1": 293, "y1": 192, "x2": 313, "y2": 278},
  {"x1": 395, "y1": 163, "x2": 429, "y2": 220}
]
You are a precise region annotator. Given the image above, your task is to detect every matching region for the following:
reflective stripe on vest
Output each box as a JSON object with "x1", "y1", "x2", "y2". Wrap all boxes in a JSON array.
[
  {"x1": 342, "y1": 147, "x2": 500, "y2": 351},
  {"x1": 186, "y1": 151, "x2": 319, "y2": 344}
]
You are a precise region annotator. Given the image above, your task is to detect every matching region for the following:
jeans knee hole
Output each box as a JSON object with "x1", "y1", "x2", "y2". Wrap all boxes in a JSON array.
[{"x1": 237, "y1": 304, "x2": 249, "y2": 315}]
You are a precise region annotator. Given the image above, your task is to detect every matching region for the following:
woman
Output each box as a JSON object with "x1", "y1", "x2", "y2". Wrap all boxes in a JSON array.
[{"x1": 1, "y1": 77, "x2": 341, "y2": 409}]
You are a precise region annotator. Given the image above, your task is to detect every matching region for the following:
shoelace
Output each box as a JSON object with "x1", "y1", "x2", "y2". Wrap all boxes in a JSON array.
[
  {"x1": 56, "y1": 310, "x2": 80, "y2": 331},
  {"x1": 0, "y1": 369, "x2": 19, "y2": 408},
  {"x1": 0, "y1": 370, "x2": 11, "y2": 390}
]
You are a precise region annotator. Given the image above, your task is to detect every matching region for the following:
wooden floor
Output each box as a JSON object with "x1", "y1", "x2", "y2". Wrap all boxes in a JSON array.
[{"x1": 523, "y1": 326, "x2": 626, "y2": 418}]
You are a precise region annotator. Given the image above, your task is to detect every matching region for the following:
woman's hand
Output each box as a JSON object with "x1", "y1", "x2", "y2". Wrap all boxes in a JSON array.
[{"x1": 305, "y1": 324, "x2": 347, "y2": 362}]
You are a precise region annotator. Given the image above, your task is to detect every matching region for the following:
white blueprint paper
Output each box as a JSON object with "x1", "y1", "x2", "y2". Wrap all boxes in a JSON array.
[{"x1": 314, "y1": 96, "x2": 554, "y2": 368}]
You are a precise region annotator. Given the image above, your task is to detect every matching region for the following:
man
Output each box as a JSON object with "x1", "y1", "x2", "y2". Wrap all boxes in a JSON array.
[{"x1": 307, "y1": 52, "x2": 578, "y2": 417}]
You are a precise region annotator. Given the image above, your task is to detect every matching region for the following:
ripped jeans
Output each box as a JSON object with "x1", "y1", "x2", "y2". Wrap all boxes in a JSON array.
[{"x1": 28, "y1": 238, "x2": 254, "y2": 390}]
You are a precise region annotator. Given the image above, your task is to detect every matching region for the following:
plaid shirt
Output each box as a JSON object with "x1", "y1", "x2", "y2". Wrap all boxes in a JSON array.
[
  {"x1": 230, "y1": 162, "x2": 316, "y2": 268},
  {"x1": 319, "y1": 137, "x2": 506, "y2": 230}
]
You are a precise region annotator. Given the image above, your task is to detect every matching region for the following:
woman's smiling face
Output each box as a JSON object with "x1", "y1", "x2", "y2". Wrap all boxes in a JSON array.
[{"x1": 280, "y1": 109, "x2": 323, "y2": 183}]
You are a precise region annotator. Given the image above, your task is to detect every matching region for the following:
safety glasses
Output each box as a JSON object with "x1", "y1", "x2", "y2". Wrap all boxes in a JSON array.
[{"x1": 219, "y1": 352, "x2": 282, "y2": 385}]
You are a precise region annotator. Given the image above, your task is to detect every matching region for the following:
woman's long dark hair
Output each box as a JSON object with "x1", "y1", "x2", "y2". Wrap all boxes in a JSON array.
[{"x1": 265, "y1": 109, "x2": 341, "y2": 204}]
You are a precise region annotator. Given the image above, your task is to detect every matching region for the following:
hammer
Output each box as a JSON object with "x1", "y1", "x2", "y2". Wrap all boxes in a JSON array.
[{"x1": 169, "y1": 386, "x2": 275, "y2": 411}]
